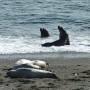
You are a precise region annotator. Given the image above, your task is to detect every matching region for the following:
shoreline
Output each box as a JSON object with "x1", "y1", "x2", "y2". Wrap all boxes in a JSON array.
[{"x1": 0, "y1": 52, "x2": 90, "y2": 60}]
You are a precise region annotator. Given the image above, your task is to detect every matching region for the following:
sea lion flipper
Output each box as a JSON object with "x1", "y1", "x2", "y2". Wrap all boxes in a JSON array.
[{"x1": 42, "y1": 42, "x2": 52, "y2": 47}]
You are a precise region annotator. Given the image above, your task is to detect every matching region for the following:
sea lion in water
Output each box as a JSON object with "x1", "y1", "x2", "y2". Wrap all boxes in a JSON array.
[
  {"x1": 7, "y1": 68, "x2": 58, "y2": 79},
  {"x1": 42, "y1": 26, "x2": 70, "y2": 47},
  {"x1": 58, "y1": 26, "x2": 70, "y2": 45},
  {"x1": 40, "y1": 28, "x2": 49, "y2": 38}
]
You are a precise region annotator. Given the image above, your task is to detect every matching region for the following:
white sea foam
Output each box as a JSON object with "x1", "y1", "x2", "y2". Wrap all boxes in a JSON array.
[{"x1": 0, "y1": 36, "x2": 90, "y2": 54}]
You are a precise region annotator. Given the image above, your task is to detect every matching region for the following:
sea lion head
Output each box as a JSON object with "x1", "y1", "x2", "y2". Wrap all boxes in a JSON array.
[
  {"x1": 40, "y1": 28, "x2": 49, "y2": 38},
  {"x1": 58, "y1": 26, "x2": 67, "y2": 37}
]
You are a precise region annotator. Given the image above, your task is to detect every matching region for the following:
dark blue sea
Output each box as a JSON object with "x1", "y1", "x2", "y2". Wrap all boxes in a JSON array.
[{"x1": 0, "y1": 0, "x2": 90, "y2": 54}]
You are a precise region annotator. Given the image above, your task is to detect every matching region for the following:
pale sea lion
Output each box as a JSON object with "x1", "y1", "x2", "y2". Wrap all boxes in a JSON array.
[
  {"x1": 15, "y1": 59, "x2": 34, "y2": 65},
  {"x1": 15, "y1": 59, "x2": 48, "y2": 69},
  {"x1": 33, "y1": 60, "x2": 49, "y2": 69}
]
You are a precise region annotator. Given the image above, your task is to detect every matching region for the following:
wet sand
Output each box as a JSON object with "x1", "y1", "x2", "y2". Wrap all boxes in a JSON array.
[{"x1": 0, "y1": 53, "x2": 90, "y2": 90}]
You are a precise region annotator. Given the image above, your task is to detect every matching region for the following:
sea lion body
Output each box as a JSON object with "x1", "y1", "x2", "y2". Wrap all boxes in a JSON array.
[
  {"x1": 15, "y1": 59, "x2": 48, "y2": 69},
  {"x1": 33, "y1": 60, "x2": 49, "y2": 69},
  {"x1": 42, "y1": 26, "x2": 70, "y2": 47},
  {"x1": 11, "y1": 64, "x2": 40, "y2": 70},
  {"x1": 15, "y1": 59, "x2": 34, "y2": 65},
  {"x1": 7, "y1": 68, "x2": 57, "y2": 79},
  {"x1": 58, "y1": 26, "x2": 70, "y2": 45}
]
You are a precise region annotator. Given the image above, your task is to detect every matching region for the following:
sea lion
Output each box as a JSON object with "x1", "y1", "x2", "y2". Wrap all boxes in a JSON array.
[
  {"x1": 40, "y1": 28, "x2": 49, "y2": 38},
  {"x1": 33, "y1": 60, "x2": 49, "y2": 69},
  {"x1": 7, "y1": 68, "x2": 58, "y2": 79},
  {"x1": 42, "y1": 26, "x2": 70, "y2": 47},
  {"x1": 15, "y1": 59, "x2": 34, "y2": 65},
  {"x1": 58, "y1": 26, "x2": 70, "y2": 45},
  {"x1": 15, "y1": 59, "x2": 48, "y2": 69},
  {"x1": 10, "y1": 64, "x2": 40, "y2": 70}
]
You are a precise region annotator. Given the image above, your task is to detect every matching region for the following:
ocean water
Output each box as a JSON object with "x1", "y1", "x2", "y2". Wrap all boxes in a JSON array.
[{"x1": 0, "y1": 0, "x2": 90, "y2": 54}]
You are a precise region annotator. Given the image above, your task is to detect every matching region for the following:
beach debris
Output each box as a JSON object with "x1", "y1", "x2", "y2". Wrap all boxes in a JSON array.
[
  {"x1": 66, "y1": 78, "x2": 82, "y2": 82},
  {"x1": 74, "y1": 73, "x2": 78, "y2": 77},
  {"x1": 72, "y1": 72, "x2": 79, "y2": 78},
  {"x1": 72, "y1": 73, "x2": 78, "y2": 77},
  {"x1": 72, "y1": 87, "x2": 85, "y2": 90},
  {"x1": 81, "y1": 70, "x2": 90, "y2": 75}
]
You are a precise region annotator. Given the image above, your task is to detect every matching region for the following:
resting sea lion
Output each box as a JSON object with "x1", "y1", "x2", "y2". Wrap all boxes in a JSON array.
[
  {"x1": 10, "y1": 64, "x2": 40, "y2": 70},
  {"x1": 7, "y1": 68, "x2": 58, "y2": 79},
  {"x1": 33, "y1": 60, "x2": 49, "y2": 69},
  {"x1": 16, "y1": 59, "x2": 34, "y2": 65},
  {"x1": 15, "y1": 59, "x2": 48, "y2": 69},
  {"x1": 42, "y1": 26, "x2": 70, "y2": 47}
]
